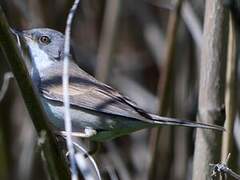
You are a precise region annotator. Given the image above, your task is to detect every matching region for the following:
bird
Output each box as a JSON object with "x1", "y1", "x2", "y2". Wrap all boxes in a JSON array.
[{"x1": 13, "y1": 28, "x2": 224, "y2": 141}]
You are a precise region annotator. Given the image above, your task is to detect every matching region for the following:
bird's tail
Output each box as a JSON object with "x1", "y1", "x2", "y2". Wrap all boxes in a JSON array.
[{"x1": 143, "y1": 113, "x2": 224, "y2": 131}]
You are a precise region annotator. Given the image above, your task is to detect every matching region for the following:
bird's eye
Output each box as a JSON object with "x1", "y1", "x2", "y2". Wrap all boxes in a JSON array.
[{"x1": 39, "y1": 35, "x2": 51, "y2": 44}]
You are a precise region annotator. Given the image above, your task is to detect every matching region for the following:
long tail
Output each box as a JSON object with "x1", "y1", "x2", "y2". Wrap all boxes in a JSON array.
[{"x1": 143, "y1": 113, "x2": 225, "y2": 131}]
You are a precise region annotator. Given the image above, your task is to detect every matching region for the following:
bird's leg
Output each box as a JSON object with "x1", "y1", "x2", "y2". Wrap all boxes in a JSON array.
[{"x1": 61, "y1": 127, "x2": 97, "y2": 138}]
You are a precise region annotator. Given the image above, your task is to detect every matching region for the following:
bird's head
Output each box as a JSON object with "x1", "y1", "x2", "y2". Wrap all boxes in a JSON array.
[{"x1": 22, "y1": 28, "x2": 65, "y2": 61}]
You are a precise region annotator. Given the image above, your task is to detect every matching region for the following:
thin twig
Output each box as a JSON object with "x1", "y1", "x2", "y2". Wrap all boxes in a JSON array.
[
  {"x1": 63, "y1": 0, "x2": 81, "y2": 179},
  {"x1": 73, "y1": 142, "x2": 102, "y2": 180},
  {"x1": 148, "y1": 0, "x2": 184, "y2": 179},
  {"x1": 221, "y1": 10, "x2": 237, "y2": 162}
]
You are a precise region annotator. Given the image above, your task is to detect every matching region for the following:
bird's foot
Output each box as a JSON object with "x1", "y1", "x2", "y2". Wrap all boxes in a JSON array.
[{"x1": 61, "y1": 127, "x2": 97, "y2": 138}]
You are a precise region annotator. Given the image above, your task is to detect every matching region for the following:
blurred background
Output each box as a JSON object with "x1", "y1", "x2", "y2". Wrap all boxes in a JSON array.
[{"x1": 0, "y1": 0, "x2": 239, "y2": 180}]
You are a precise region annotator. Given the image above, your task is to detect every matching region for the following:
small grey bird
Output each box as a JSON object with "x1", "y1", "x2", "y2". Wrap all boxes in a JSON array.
[{"x1": 15, "y1": 28, "x2": 223, "y2": 141}]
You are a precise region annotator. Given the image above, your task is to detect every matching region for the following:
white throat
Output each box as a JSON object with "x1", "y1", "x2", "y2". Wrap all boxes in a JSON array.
[{"x1": 27, "y1": 40, "x2": 54, "y2": 77}]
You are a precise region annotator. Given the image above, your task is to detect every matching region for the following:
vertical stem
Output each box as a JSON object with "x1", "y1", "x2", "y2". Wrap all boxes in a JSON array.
[
  {"x1": 95, "y1": 0, "x2": 121, "y2": 82},
  {"x1": 148, "y1": 0, "x2": 184, "y2": 179},
  {"x1": 221, "y1": 12, "x2": 237, "y2": 162},
  {"x1": 192, "y1": 1, "x2": 228, "y2": 179},
  {"x1": 63, "y1": 0, "x2": 81, "y2": 179}
]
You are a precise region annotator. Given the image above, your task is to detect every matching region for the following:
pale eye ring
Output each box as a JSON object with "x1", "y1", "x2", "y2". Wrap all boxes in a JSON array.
[{"x1": 39, "y1": 35, "x2": 51, "y2": 44}]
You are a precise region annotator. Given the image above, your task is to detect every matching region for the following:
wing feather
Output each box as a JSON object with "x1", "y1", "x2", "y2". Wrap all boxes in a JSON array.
[
  {"x1": 39, "y1": 61, "x2": 224, "y2": 131},
  {"x1": 40, "y1": 61, "x2": 148, "y2": 120}
]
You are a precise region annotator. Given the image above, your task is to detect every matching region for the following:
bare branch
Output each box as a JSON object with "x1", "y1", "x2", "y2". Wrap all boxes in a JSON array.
[
  {"x1": 73, "y1": 142, "x2": 102, "y2": 180},
  {"x1": 0, "y1": 6, "x2": 70, "y2": 179},
  {"x1": 192, "y1": 1, "x2": 228, "y2": 179},
  {"x1": 63, "y1": 0, "x2": 81, "y2": 179},
  {"x1": 221, "y1": 9, "x2": 238, "y2": 162}
]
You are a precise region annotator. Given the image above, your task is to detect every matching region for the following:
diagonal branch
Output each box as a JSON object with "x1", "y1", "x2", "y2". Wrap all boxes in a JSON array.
[{"x1": 0, "y1": 6, "x2": 70, "y2": 180}]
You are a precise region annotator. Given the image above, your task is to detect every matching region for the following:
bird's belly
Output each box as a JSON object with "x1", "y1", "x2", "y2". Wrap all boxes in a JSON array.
[{"x1": 42, "y1": 99, "x2": 151, "y2": 141}]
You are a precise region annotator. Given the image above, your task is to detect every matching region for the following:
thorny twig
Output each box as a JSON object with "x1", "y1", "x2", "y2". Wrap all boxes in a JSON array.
[
  {"x1": 63, "y1": 0, "x2": 81, "y2": 179},
  {"x1": 210, "y1": 154, "x2": 240, "y2": 179}
]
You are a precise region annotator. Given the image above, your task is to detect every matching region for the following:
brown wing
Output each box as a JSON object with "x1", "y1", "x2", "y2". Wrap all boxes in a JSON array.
[
  {"x1": 39, "y1": 61, "x2": 224, "y2": 131},
  {"x1": 40, "y1": 61, "x2": 150, "y2": 120}
]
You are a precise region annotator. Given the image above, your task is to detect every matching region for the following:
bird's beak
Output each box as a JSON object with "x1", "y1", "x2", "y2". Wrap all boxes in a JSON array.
[{"x1": 21, "y1": 32, "x2": 33, "y2": 41}]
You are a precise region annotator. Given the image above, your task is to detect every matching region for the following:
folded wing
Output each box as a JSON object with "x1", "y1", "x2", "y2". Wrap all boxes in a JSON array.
[{"x1": 40, "y1": 61, "x2": 224, "y2": 131}]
